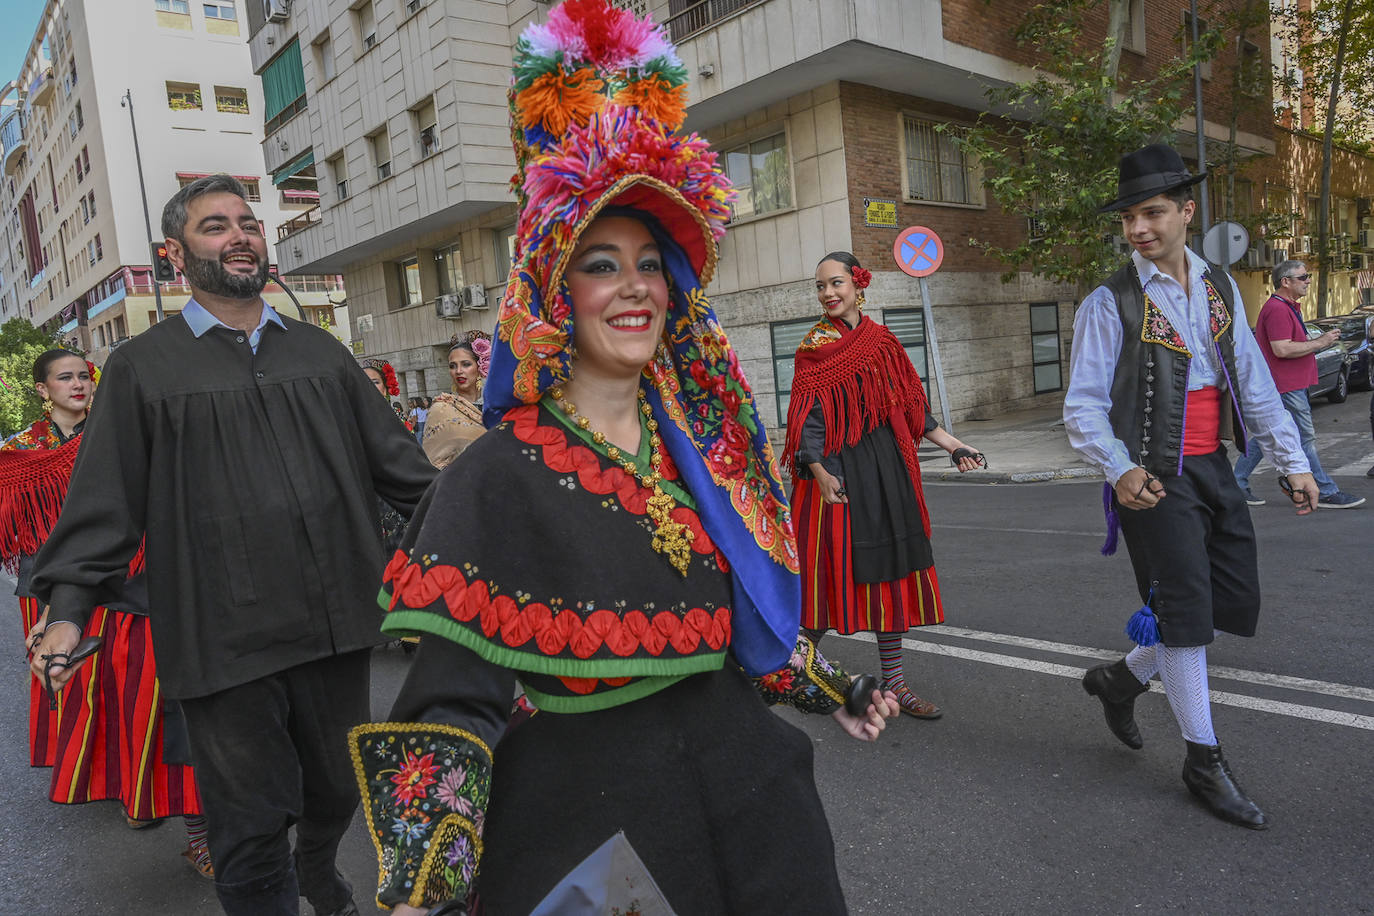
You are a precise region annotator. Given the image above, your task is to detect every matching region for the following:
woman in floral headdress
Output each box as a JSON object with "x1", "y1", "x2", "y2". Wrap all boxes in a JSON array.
[
  {"x1": 784, "y1": 251, "x2": 985, "y2": 721},
  {"x1": 0, "y1": 349, "x2": 211, "y2": 877},
  {"x1": 421, "y1": 331, "x2": 491, "y2": 469},
  {"x1": 350, "y1": 3, "x2": 897, "y2": 913}
]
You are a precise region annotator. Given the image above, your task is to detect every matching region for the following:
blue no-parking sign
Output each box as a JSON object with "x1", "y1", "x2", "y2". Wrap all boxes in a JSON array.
[{"x1": 893, "y1": 226, "x2": 944, "y2": 278}]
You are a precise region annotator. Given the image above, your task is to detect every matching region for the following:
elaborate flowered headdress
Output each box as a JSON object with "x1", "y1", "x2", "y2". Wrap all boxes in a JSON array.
[
  {"x1": 484, "y1": 0, "x2": 799, "y2": 675},
  {"x1": 359, "y1": 358, "x2": 400, "y2": 396},
  {"x1": 451, "y1": 330, "x2": 493, "y2": 378}
]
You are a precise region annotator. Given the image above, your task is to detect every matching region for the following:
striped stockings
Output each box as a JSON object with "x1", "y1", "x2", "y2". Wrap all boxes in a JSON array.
[{"x1": 877, "y1": 633, "x2": 918, "y2": 704}]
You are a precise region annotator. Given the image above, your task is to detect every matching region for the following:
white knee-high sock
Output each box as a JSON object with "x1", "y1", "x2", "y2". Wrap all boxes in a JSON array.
[
  {"x1": 1159, "y1": 645, "x2": 1217, "y2": 745},
  {"x1": 1124, "y1": 644, "x2": 1159, "y2": 684}
]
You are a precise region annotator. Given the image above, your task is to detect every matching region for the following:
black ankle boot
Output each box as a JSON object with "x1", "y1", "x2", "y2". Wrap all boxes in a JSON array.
[
  {"x1": 1081, "y1": 659, "x2": 1149, "y2": 749},
  {"x1": 1181, "y1": 741, "x2": 1269, "y2": 830}
]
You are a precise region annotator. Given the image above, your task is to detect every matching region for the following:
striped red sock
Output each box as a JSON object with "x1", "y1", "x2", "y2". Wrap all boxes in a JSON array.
[{"x1": 877, "y1": 633, "x2": 917, "y2": 704}]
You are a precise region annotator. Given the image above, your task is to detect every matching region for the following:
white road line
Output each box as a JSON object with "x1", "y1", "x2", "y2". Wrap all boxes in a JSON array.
[
  {"x1": 833, "y1": 632, "x2": 1374, "y2": 731},
  {"x1": 933, "y1": 523, "x2": 1103, "y2": 538},
  {"x1": 923, "y1": 625, "x2": 1374, "y2": 704}
]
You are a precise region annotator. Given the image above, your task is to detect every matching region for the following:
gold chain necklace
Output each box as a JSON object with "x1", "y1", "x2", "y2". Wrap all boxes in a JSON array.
[{"x1": 550, "y1": 386, "x2": 693, "y2": 577}]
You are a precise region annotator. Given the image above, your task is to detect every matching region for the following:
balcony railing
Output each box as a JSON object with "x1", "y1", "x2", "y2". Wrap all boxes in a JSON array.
[
  {"x1": 665, "y1": 0, "x2": 768, "y2": 42},
  {"x1": 278, "y1": 205, "x2": 322, "y2": 241}
]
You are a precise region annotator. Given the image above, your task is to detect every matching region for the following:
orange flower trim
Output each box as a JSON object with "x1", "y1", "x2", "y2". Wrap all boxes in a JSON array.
[
  {"x1": 383, "y1": 550, "x2": 732, "y2": 660},
  {"x1": 497, "y1": 274, "x2": 569, "y2": 403},
  {"x1": 516, "y1": 65, "x2": 606, "y2": 138}
]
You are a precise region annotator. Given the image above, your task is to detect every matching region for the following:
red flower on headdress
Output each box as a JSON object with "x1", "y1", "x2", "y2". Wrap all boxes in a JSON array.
[{"x1": 850, "y1": 266, "x2": 871, "y2": 290}]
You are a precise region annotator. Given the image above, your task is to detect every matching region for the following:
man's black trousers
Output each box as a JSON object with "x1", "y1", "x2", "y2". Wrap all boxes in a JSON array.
[{"x1": 180, "y1": 649, "x2": 371, "y2": 916}]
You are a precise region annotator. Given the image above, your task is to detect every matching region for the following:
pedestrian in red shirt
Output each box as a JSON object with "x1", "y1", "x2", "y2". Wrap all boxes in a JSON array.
[{"x1": 1231, "y1": 260, "x2": 1365, "y2": 508}]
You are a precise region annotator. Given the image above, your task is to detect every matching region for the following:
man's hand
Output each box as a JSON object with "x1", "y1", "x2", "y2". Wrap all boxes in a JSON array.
[
  {"x1": 831, "y1": 688, "x2": 899, "y2": 742},
  {"x1": 29, "y1": 621, "x2": 83, "y2": 687},
  {"x1": 1282, "y1": 472, "x2": 1319, "y2": 515},
  {"x1": 1114, "y1": 466, "x2": 1166, "y2": 510},
  {"x1": 1318, "y1": 329, "x2": 1340, "y2": 348}
]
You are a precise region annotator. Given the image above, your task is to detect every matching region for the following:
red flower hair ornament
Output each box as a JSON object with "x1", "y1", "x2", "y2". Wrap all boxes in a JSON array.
[{"x1": 850, "y1": 266, "x2": 871, "y2": 290}]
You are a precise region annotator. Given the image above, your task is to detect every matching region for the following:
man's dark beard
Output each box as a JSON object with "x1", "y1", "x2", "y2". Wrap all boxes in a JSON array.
[{"x1": 181, "y1": 247, "x2": 269, "y2": 299}]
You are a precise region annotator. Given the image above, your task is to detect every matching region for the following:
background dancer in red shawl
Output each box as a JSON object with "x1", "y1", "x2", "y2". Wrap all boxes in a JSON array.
[
  {"x1": 1, "y1": 349, "x2": 211, "y2": 877},
  {"x1": 785, "y1": 252, "x2": 984, "y2": 720}
]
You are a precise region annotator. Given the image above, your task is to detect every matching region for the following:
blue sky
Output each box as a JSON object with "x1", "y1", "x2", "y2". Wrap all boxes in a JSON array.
[{"x1": 1, "y1": 0, "x2": 51, "y2": 86}]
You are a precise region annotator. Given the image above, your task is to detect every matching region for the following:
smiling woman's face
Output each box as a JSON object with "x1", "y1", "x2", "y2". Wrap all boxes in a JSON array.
[
  {"x1": 815, "y1": 259, "x2": 860, "y2": 327},
  {"x1": 566, "y1": 216, "x2": 669, "y2": 382}
]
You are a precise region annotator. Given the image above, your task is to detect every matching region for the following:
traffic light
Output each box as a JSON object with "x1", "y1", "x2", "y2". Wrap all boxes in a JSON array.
[{"x1": 151, "y1": 241, "x2": 177, "y2": 282}]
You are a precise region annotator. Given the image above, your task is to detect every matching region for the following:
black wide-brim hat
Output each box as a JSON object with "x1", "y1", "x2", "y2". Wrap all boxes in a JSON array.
[{"x1": 1099, "y1": 143, "x2": 1206, "y2": 212}]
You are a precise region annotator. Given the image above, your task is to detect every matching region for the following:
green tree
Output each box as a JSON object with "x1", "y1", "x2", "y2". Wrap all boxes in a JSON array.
[
  {"x1": 951, "y1": 0, "x2": 1220, "y2": 291},
  {"x1": 0, "y1": 318, "x2": 60, "y2": 438}
]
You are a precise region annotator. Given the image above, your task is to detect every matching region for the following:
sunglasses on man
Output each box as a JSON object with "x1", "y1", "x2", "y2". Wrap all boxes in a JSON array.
[{"x1": 1286, "y1": 273, "x2": 1311, "y2": 282}]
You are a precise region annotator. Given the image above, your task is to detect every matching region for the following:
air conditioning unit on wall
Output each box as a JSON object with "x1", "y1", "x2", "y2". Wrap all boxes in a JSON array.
[
  {"x1": 435, "y1": 294, "x2": 462, "y2": 319},
  {"x1": 462, "y1": 284, "x2": 488, "y2": 309},
  {"x1": 264, "y1": 0, "x2": 290, "y2": 23}
]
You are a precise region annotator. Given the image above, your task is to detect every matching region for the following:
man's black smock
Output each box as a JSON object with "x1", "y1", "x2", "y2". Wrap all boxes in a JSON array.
[{"x1": 29, "y1": 311, "x2": 437, "y2": 699}]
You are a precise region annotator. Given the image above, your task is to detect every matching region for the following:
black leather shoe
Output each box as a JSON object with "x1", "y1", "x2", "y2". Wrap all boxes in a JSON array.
[
  {"x1": 318, "y1": 900, "x2": 359, "y2": 916},
  {"x1": 1181, "y1": 741, "x2": 1269, "y2": 830},
  {"x1": 1081, "y1": 659, "x2": 1148, "y2": 749}
]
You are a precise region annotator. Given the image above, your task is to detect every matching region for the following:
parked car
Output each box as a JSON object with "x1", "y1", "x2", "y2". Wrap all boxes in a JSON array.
[
  {"x1": 1305, "y1": 322, "x2": 1354, "y2": 403},
  {"x1": 1310, "y1": 312, "x2": 1374, "y2": 391}
]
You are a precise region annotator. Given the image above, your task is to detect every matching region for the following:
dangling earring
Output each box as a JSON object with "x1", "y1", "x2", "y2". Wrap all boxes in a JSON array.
[
  {"x1": 42, "y1": 398, "x2": 54, "y2": 413},
  {"x1": 856, "y1": 291, "x2": 866, "y2": 310}
]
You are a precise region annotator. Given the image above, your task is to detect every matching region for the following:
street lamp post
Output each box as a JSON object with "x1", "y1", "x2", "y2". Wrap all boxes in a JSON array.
[
  {"x1": 1190, "y1": 0, "x2": 1210, "y2": 239},
  {"x1": 121, "y1": 88, "x2": 164, "y2": 322}
]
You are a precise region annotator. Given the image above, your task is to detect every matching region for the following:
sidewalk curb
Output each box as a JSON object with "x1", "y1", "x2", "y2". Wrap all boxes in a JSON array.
[{"x1": 925, "y1": 466, "x2": 1102, "y2": 485}]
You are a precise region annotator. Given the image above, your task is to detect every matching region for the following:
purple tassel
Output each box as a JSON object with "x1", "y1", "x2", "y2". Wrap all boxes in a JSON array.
[{"x1": 1100, "y1": 482, "x2": 1120, "y2": 556}]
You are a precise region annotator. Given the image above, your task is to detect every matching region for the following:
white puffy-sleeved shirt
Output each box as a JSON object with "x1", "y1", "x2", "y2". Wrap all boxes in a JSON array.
[{"x1": 1063, "y1": 248, "x2": 1308, "y2": 485}]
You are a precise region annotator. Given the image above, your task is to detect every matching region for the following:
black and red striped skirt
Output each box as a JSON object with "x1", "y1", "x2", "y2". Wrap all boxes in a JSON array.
[
  {"x1": 19, "y1": 596, "x2": 201, "y2": 818},
  {"x1": 792, "y1": 478, "x2": 944, "y2": 634}
]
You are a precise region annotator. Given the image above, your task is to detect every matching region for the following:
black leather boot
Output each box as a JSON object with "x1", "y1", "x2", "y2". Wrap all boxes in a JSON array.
[
  {"x1": 1081, "y1": 659, "x2": 1149, "y2": 749},
  {"x1": 1182, "y1": 741, "x2": 1269, "y2": 829}
]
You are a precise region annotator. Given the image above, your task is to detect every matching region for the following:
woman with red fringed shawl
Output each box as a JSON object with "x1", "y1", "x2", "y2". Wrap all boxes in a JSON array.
[
  {"x1": 1, "y1": 349, "x2": 211, "y2": 878},
  {"x1": 784, "y1": 252, "x2": 985, "y2": 721}
]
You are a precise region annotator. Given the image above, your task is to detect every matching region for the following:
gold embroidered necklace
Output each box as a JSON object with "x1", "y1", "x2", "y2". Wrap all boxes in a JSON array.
[{"x1": 549, "y1": 386, "x2": 693, "y2": 577}]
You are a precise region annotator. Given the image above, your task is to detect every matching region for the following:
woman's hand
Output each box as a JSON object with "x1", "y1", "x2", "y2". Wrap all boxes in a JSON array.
[
  {"x1": 830, "y1": 688, "x2": 899, "y2": 741},
  {"x1": 950, "y1": 446, "x2": 983, "y2": 473},
  {"x1": 814, "y1": 468, "x2": 847, "y2": 505},
  {"x1": 26, "y1": 605, "x2": 50, "y2": 658}
]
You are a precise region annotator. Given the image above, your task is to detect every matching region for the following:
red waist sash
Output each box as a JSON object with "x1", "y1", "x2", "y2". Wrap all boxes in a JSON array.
[{"x1": 1183, "y1": 386, "x2": 1222, "y2": 455}]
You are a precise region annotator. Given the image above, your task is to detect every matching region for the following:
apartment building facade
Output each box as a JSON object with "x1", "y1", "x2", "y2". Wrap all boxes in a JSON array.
[
  {"x1": 0, "y1": 0, "x2": 348, "y2": 365},
  {"x1": 254, "y1": 0, "x2": 1288, "y2": 427}
]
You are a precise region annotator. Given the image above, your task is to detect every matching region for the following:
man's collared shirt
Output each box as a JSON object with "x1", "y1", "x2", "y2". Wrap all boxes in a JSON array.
[
  {"x1": 1064, "y1": 247, "x2": 1308, "y2": 484},
  {"x1": 1253, "y1": 292, "x2": 1317, "y2": 394},
  {"x1": 181, "y1": 298, "x2": 285, "y2": 353}
]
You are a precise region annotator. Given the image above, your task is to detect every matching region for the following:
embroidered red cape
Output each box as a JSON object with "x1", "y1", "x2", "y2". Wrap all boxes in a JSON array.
[{"x1": 782, "y1": 315, "x2": 932, "y2": 536}]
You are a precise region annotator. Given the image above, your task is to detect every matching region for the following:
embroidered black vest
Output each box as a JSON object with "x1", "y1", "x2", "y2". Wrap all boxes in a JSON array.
[{"x1": 1103, "y1": 262, "x2": 1248, "y2": 477}]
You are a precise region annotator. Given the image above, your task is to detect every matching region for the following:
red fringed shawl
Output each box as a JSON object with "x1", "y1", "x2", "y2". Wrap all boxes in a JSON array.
[
  {"x1": 1, "y1": 425, "x2": 145, "y2": 576},
  {"x1": 0, "y1": 434, "x2": 81, "y2": 572},
  {"x1": 782, "y1": 315, "x2": 932, "y2": 536}
]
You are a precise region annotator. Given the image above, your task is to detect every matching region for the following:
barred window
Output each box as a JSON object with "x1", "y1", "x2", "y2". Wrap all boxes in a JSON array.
[{"x1": 902, "y1": 115, "x2": 983, "y2": 206}]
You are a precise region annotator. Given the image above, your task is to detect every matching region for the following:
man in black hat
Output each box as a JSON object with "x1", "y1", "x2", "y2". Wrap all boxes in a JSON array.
[{"x1": 1062, "y1": 143, "x2": 1318, "y2": 829}]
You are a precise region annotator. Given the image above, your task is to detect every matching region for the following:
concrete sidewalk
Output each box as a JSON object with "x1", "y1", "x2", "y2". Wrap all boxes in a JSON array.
[{"x1": 918, "y1": 405, "x2": 1095, "y2": 484}]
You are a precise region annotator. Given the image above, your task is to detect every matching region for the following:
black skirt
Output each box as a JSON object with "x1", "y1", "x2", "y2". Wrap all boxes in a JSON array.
[
  {"x1": 476, "y1": 664, "x2": 848, "y2": 914},
  {"x1": 838, "y1": 423, "x2": 932, "y2": 583}
]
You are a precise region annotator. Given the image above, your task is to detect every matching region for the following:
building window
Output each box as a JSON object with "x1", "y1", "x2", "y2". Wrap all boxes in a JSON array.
[
  {"x1": 88, "y1": 190, "x2": 96, "y2": 218},
  {"x1": 370, "y1": 128, "x2": 392, "y2": 180},
  {"x1": 902, "y1": 115, "x2": 983, "y2": 206},
  {"x1": 203, "y1": 1, "x2": 236, "y2": 18},
  {"x1": 214, "y1": 86, "x2": 249, "y2": 114},
  {"x1": 328, "y1": 153, "x2": 348, "y2": 201},
  {"x1": 242, "y1": 178, "x2": 262, "y2": 202},
  {"x1": 95, "y1": 233, "x2": 103, "y2": 261},
  {"x1": 262, "y1": 40, "x2": 307, "y2": 134},
  {"x1": 155, "y1": 0, "x2": 191, "y2": 12},
  {"x1": 435, "y1": 243, "x2": 463, "y2": 296},
  {"x1": 1030, "y1": 302, "x2": 1062, "y2": 394},
  {"x1": 723, "y1": 132, "x2": 791, "y2": 220},
  {"x1": 75, "y1": 101, "x2": 83, "y2": 129},
  {"x1": 355, "y1": 2, "x2": 378, "y2": 52},
  {"x1": 396, "y1": 256, "x2": 422, "y2": 308},
  {"x1": 402, "y1": 0, "x2": 424, "y2": 16},
  {"x1": 88, "y1": 239, "x2": 96, "y2": 266},
  {"x1": 1238, "y1": 39, "x2": 1263, "y2": 98},
  {"x1": 879, "y1": 309, "x2": 929, "y2": 379},
  {"x1": 75, "y1": 154, "x2": 84, "y2": 182},
  {"x1": 313, "y1": 33, "x2": 336, "y2": 83},
  {"x1": 166, "y1": 81, "x2": 202, "y2": 111},
  {"x1": 81, "y1": 196, "x2": 89, "y2": 224},
  {"x1": 414, "y1": 98, "x2": 440, "y2": 158},
  {"x1": 770, "y1": 317, "x2": 814, "y2": 424},
  {"x1": 494, "y1": 224, "x2": 517, "y2": 277},
  {"x1": 1124, "y1": 0, "x2": 1146, "y2": 53}
]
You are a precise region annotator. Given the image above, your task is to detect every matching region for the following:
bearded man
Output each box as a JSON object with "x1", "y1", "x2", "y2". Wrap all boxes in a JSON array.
[{"x1": 29, "y1": 175, "x2": 436, "y2": 915}]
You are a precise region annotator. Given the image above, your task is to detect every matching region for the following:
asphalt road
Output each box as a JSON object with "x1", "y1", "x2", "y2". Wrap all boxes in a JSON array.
[{"x1": 1, "y1": 394, "x2": 1370, "y2": 915}]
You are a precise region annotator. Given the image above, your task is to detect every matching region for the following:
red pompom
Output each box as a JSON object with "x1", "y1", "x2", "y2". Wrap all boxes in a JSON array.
[
  {"x1": 850, "y1": 266, "x2": 871, "y2": 290},
  {"x1": 382, "y1": 363, "x2": 400, "y2": 397}
]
